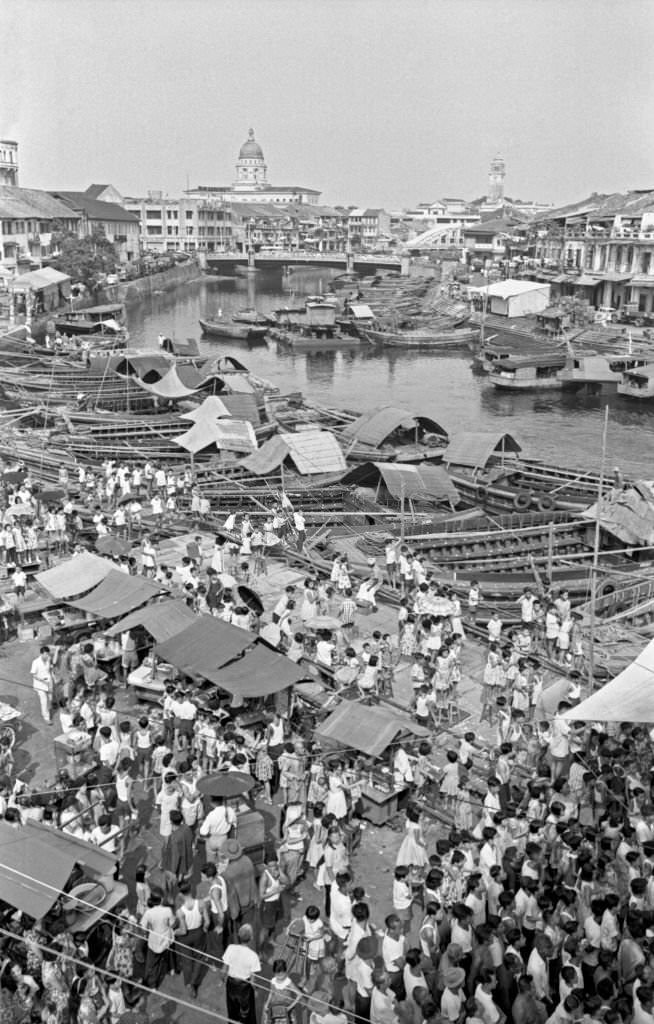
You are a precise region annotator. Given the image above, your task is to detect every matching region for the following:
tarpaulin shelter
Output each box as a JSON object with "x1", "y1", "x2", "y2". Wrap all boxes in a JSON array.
[
  {"x1": 316, "y1": 700, "x2": 429, "y2": 757},
  {"x1": 106, "y1": 598, "x2": 197, "y2": 642},
  {"x1": 442, "y1": 432, "x2": 522, "y2": 469},
  {"x1": 133, "y1": 366, "x2": 199, "y2": 400},
  {"x1": 69, "y1": 570, "x2": 166, "y2": 619},
  {"x1": 11, "y1": 267, "x2": 71, "y2": 313},
  {"x1": 340, "y1": 461, "x2": 459, "y2": 504},
  {"x1": 0, "y1": 820, "x2": 115, "y2": 919},
  {"x1": 36, "y1": 552, "x2": 115, "y2": 600},
  {"x1": 211, "y1": 644, "x2": 309, "y2": 697},
  {"x1": 155, "y1": 615, "x2": 255, "y2": 682},
  {"x1": 562, "y1": 638, "x2": 654, "y2": 722},
  {"x1": 241, "y1": 431, "x2": 346, "y2": 476},
  {"x1": 173, "y1": 417, "x2": 257, "y2": 455},
  {"x1": 342, "y1": 407, "x2": 447, "y2": 447},
  {"x1": 582, "y1": 482, "x2": 654, "y2": 547}
]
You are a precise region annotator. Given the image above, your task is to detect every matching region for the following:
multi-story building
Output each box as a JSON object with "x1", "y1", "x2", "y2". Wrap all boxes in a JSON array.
[
  {"x1": 230, "y1": 202, "x2": 347, "y2": 253},
  {"x1": 0, "y1": 141, "x2": 19, "y2": 186},
  {"x1": 49, "y1": 190, "x2": 140, "y2": 263},
  {"x1": 530, "y1": 190, "x2": 654, "y2": 312},
  {"x1": 0, "y1": 186, "x2": 80, "y2": 271},
  {"x1": 124, "y1": 191, "x2": 234, "y2": 254},
  {"x1": 185, "y1": 129, "x2": 321, "y2": 206},
  {"x1": 347, "y1": 208, "x2": 392, "y2": 251}
]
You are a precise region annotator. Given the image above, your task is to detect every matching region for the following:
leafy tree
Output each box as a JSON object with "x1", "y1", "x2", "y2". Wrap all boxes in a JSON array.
[{"x1": 49, "y1": 223, "x2": 118, "y2": 290}]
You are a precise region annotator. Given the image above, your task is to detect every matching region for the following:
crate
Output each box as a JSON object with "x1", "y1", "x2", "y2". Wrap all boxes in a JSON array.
[{"x1": 17, "y1": 626, "x2": 35, "y2": 643}]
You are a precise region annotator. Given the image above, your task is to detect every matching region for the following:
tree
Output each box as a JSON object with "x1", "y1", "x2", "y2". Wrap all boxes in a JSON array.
[{"x1": 49, "y1": 223, "x2": 118, "y2": 290}]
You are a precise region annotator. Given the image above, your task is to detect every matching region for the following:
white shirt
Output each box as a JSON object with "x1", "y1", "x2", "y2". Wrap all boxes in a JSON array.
[
  {"x1": 382, "y1": 933, "x2": 405, "y2": 973},
  {"x1": 329, "y1": 885, "x2": 353, "y2": 939},
  {"x1": 223, "y1": 943, "x2": 261, "y2": 980}
]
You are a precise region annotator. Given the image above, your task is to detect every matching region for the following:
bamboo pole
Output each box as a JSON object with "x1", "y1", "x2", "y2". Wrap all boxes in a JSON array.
[{"x1": 588, "y1": 405, "x2": 610, "y2": 692}]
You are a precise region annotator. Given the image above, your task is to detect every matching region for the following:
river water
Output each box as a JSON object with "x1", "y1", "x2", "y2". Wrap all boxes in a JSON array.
[{"x1": 126, "y1": 269, "x2": 651, "y2": 476}]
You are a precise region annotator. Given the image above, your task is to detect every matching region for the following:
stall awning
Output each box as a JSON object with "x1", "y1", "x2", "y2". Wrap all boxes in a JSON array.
[
  {"x1": 0, "y1": 822, "x2": 80, "y2": 919},
  {"x1": 316, "y1": 700, "x2": 428, "y2": 757},
  {"x1": 573, "y1": 274, "x2": 602, "y2": 287},
  {"x1": 36, "y1": 552, "x2": 115, "y2": 600},
  {"x1": 155, "y1": 615, "x2": 255, "y2": 679},
  {"x1": 211, "y1": 644, "x2": 308, "y2": 697},
  {"x1": 563, "y1": 638, "x2": 654, "y2": 722},
  {"x1": 106, "y1": 598, "x2": 197, "y2": 642},
  {"x1": 69, "y1": 570, "x2": 167, "y2": 619}
]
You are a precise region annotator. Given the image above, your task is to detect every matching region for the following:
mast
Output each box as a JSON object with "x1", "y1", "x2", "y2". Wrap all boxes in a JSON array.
[{"x1": 588, "y1": 404, "x2": 610, "y2": 692}]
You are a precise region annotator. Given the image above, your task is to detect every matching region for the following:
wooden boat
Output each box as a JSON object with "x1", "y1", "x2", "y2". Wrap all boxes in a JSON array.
[
  {"x1": 271, "y1": 328, "x2": 369, "y2": 351},
  {"x1": 362, "y1": 324, "x2": 480, "y2": 349},
  {"x1": 199, "y1": 317, "x2": 268, "y2": 341},
  {"x1": 617, "y1": 363, "x2": 654, "y2": 399},
  {"x1": 54, "y1": 303, "x2": 126, "y2": 335},
  {"x1": 489, "y1": 352, "x2": 566, "y2": 390},
  {"x1": 575, "y1": 576, "x2": 654, "y2": 625},
  {"x1": 559, "y1": 351, "x2": 650, "y2": 392},
  {"x1": 232, "y1": 308, "x2": 270, "y2": 326}
]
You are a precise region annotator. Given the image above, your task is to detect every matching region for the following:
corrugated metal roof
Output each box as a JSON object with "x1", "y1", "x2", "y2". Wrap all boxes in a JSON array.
[
  {"x1": 70, "y1": 570, "x2": 166, "y2": 618},
  {"x1": 316, "y1": 700, "x2": 428, "y2": 757},
  {"x1": 341, "y1": 461, "x2": 458, "y2": 502},
  {"x1": 476, "y1": 279, "x2": 550, "y2": 299},
  {"x1": 282, "y1": 430, "x2": 346, "y2": 475},
  {"x1": 342, "y1": 406, "x2": 448, "y2": 447},
  {"x1": 211, "y1": 643, "x2": 308, "y2": 697},
  {"x1": 106, "y1": 598, "x2": 197, "y2": 642},
  {"x1": 156, "y1": 615, "x2": 255, "y2": 678},
  {"x1": 443, "y1": 432, "x2": 522, "y2": 468},
  {"x1": 349, "y1": 304, "x2": 374, "y2": 319},
  {"x1": 36, "y1": 551, "x2": 115, "y2": 600}
]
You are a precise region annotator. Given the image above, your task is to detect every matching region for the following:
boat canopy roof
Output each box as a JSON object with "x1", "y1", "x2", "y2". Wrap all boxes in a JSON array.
[
  {"x1": 443, "y1": 431, "x2": 522, "y2": 468},
  {"x1": 493, "y1": 353, "x2": 566, "y2": 370},
  {"x1": 582, "y1": 480, "x2": 654, "y2": 546},
  {"x1": 342, "y1": 406, "x2": 448, "y2": 447},
  {"x1": 341, "y1": 461, "x2": 459, "y2": 503},
  {"x1": 241, "y1": 429, "x2": 346, "y2": 476},
  {"x1": 622, "y1": 362, "x2": 654, "y2": 382}
]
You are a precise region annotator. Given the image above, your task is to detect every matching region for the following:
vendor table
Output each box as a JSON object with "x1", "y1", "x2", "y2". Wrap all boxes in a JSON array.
[
  {"x1": 66, "y1": 881, "x2": 128, "y2": 933},
  {"x1": 127, "y1": 661, "x2": 177, "y2": 701},
  {"x1": 359, "y1": 783, "x2": 410, "y2": 826}
]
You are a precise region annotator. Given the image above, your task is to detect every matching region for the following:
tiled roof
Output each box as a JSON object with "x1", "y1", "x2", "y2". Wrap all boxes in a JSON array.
[
  {"x1": 49, "y1": 191, "x2": 138, "y2": 223},
  {"x1": 0, "y1": 186, "x2": 81, "y2": 221}
]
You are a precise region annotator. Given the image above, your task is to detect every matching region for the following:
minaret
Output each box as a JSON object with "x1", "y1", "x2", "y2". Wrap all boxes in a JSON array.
[
  {"x1": 488, "y1": 155, "x2": 505, "y2": 204},
  {"x1": 0, "y1": 140, "x2": 18, "y2": 186}
]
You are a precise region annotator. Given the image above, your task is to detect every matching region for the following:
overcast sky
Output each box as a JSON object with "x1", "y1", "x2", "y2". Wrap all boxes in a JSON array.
[{"x1": 2, "y1": 0, "x2": 653, "y2": 210}]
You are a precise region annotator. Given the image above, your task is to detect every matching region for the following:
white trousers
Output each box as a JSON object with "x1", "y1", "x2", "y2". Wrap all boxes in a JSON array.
[{"x1": 34, "y1": 687, "x2": 51, "y2": 722}]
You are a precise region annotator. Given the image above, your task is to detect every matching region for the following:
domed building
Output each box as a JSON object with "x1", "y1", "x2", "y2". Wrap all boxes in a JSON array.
[{"x1": 186, "y1": 129, "x2": 321, "y2": 206}]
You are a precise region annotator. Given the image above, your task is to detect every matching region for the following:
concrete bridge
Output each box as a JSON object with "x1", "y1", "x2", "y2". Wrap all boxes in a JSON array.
[{"x1": 205, "y1": 250, "x2": 403, "y2": 274}]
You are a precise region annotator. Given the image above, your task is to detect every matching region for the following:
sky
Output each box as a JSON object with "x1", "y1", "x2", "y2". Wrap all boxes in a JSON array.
[{"x1": 2, "y1": 0, "x2": 653, "y2": 211}]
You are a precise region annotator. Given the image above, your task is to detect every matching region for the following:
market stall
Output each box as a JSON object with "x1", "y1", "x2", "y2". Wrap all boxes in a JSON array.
[{"x1": 315, "y1": 700, "x2": 429, "y2": 826}]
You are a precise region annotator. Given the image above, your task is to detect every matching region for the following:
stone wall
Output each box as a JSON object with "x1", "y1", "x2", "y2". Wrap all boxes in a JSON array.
[{"x1": 101, "y1": 261, "x2": 201, "y2": 306}]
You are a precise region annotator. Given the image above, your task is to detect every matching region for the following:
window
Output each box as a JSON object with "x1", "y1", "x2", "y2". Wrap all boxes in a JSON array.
[
  {"x1": 1, "y1": 221, "x2": 12, "y2": 235},
  {"x1": 146, "y1": 209, "x2": 162, "y2": 220},
  {"x1": 186, "y1": 211, "x2": 193, "y2": 220},
  {"x1": 146, "y1": 226, "x2": 160, "y2": 236}
]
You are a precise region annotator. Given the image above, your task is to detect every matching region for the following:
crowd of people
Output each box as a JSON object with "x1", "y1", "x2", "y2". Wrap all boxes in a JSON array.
[{"x1": 0, "y1": 458, "x2": 649, "y2": 1024}]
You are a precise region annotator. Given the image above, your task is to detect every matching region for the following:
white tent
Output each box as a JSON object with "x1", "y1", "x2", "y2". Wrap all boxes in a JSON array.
[{"x1": 563, "y1": 637, "x2": 654, "y2": 722}]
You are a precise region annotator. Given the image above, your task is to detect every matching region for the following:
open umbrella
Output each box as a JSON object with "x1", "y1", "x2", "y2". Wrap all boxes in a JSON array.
[
  {"x1": 304, "y1": 615, "x2": 342, "y2": 631},
  {"x1": 197, "y1": 771, "x2": 254, "y2": 799},
  {"x1": 96, "y1": 535, "x2": 131, "y2": 557},
  {"x1": 232, "y1": 584, "x2": 264, "y2": 616},
  {"x1": 3, "y1": 503, "x2": 34, "y2": 521}
]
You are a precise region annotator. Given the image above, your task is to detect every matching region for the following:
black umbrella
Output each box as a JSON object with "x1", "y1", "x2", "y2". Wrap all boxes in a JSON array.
[
  {"x1": 232, "y1": 584, "x2": 264, "y2": 616},
  {"x1": 197, "y1": 771, "x2": 254, "y2": 798}
]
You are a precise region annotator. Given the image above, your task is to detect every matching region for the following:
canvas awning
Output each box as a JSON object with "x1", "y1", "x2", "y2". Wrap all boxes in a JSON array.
[
  {"x1": 174, "y1": 417, "x2": 257, "y2": 455},
  {"x1": 36, "y1": 551, "x2": 115, "y2": 600},
  {"x1": 11, "y1": 267, "x2": 70, "y2": 291},
  {"x1": 114, "y1": 354, "x2": 172, "y2": 381},
  {"x1": 241, "y1": 430, "x2": 346, "y2": 476},
  {"x1": 211, "y1": 644, "x2": 308, "y2": 697},
  {"x1": 573, "y1": 275, "x2": 602, "y2": 287},
  {"x1": 134, "y1": 366, "x2": 198, "y2": 399},
  {"x1": 105, "y1": 598, "x2": 197, "y2": 642},
  {"x1": 582, "y1": 482, "x2": 654, "y2": 546},
  {"x1": 315, "y1": 700, "x2": 429, "y2": 757},
  {"x1": 0, "y1": 821, "x2": 115, "y2": 919},
  {"x1": 180, "y1": 396, "x2": 232, "y2": 421},
  {"x1": 69, "y1": 570, "x2": 166, "y2": 619},
  {"x1": 155, "y1": 615, "x2": 256, "y2": 680},
  {"x1": 563, "y1": 638, "x2": 654, "y2": 722},
  {"x1": 341, "y1": 461, "x2": 459, "y2": 502},
  {"x1": 342, "y1": 407, "x2": 447, "y2": 447},
  {"x1": 443, "y1": 432, "x2": 522, "y2": 469}
]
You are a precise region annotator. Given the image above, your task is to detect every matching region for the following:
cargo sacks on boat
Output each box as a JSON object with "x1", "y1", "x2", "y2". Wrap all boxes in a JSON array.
[
  {"x1": 341, "y1": 461, "x2": 459, "y2": 504},
  {"x1": 342, "y1": 406, "x2": 448, "y2": 447},
  {"x1": 442, "y1": 431, "x2": 522, "y2": 469},
  {"x1": 563, "y1": 637, "x2": 654, "y2": 723},
  {"x1": 241, "y1": 430, "x2": 347, "y2": 476}
]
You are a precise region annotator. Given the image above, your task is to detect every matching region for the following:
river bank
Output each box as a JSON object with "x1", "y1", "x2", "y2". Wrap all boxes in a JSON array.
[{"x1": 102, "y1": 260, "x2": 203, "y2": 306}]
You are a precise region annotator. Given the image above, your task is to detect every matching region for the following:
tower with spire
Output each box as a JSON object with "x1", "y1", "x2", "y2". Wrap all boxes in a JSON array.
[{"x1": 488, "y1": 155, "x2": 505, "y2": 204}]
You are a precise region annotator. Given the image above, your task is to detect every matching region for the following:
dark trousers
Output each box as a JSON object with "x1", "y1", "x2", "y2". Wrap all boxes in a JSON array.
[
  {"x1": 175, "y1": 926, "x2": 207, "y2": 988},
  {"x1": 354, "y1": 991, "x2": 371, "y2": 1023},
  {"x1": 226, "y1": 977, "x2": 257, "y2": 1024}
]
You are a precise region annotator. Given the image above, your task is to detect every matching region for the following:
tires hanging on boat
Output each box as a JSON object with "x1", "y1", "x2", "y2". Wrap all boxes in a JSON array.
[
  {"x1": 598, "y1": 581, "x2": 616, "y2": 598},
  {"x1": 536, "y1": 494, "x2": 556, "y2": 512},
  {"x1": 475, "y1": 484, "x2": 488, "y2": 502},
  {"x1": 513, "y1": 491, "x2": 533, "y2": 511}
]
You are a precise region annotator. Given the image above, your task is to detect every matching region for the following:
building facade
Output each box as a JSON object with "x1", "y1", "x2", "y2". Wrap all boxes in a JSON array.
[
  {"x1": 124, "y1": 191, "x2": 234, "y2": 254},
  {"x1": 49, "y1": 190, "x2": 140, "y2": 263},
  {"x1": 0, "y1": 186, "x2": 80, "y2": 271},
  {"x1": 0, "y1": 141, "x2": 18, "y2": 186}
]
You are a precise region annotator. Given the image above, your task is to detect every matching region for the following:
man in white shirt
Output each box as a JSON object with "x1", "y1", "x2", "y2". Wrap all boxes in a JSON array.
[
  {"x1": 200, "y1": 796, "x2": 236, "y2": 860},
  {"x1": 526, "y1": 934, "x2": 552, "y2": 1004},
  {"x1": 30, "y1": 646, "x2": 54, "y2": 723},
  {"x1": 222, "y1": 924, "x2": 261, "y2": 1024},
  {"x1": 440, "y1": 966, "x2": 465, "y2": 1022},
  {"x1": 329, "y1": 871, "x2": 353, "y2": 943},
  {"x1": 548, "y1": 702, "x2": 572, "y2": 779},
  {"x1": 381, "y1": 915, "x2": 406, "y2": 998},
  {"x1": 90, "y1": 813, "x2": 121, "y2": 854}
]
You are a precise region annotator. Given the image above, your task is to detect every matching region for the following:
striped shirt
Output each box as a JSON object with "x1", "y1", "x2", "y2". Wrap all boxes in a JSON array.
[{"x1": 340, "y1": 598, "x2": 357, "y2": 625}]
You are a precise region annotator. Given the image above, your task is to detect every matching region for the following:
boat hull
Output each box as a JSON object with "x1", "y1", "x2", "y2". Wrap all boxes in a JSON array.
[
  {"x1": 363, "y1": 327, "x2": 479, "y2": 349},
  {"x1": 199, "y1": 318, "x2": 267, "y2": 341}
]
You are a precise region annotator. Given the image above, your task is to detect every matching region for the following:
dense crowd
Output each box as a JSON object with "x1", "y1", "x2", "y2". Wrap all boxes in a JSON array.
[{"x1": 0, "y1": 458, "x2": 648, "y2": 1024}]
